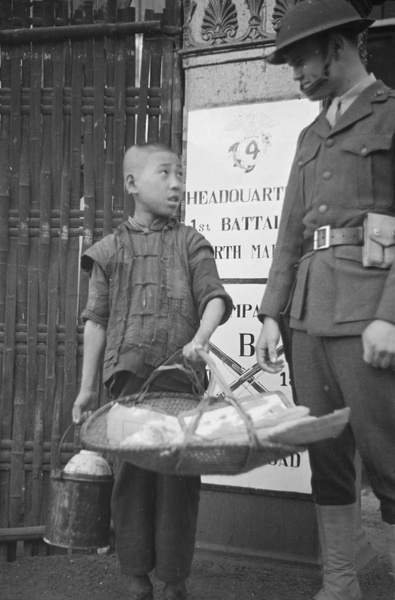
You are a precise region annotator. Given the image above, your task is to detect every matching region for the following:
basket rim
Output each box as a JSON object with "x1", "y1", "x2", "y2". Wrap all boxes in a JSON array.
[
  {"x1": 82, "y1": 433, "x2": 302, "y2": 455},
  {"x1": 80, "y1": 390, "x2": 306, "y2": 475},
  {"x1": 81, "y1": 390, "x2": 200, "y2": 430},
  {"x1": 81, "y1": 390, "x2": 305, "y2": 455}
]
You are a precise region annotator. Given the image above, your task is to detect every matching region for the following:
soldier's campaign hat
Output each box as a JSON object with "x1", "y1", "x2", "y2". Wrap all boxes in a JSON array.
[{"x1": 266, "y1": 0, "x2": 375, "y2": 65}]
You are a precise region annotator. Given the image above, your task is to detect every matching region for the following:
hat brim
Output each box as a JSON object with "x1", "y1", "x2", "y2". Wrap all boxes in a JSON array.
[{"x1": 265, "y1": 17, "x2": 375, "y2": 65}]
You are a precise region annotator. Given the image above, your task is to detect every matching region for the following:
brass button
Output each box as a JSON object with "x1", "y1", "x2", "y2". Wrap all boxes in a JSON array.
[
  {"x1": 326, "y1": 139, "x2": 335, "y2": 148},
  {"x1": 376, "y1": 90, "x2": 384, "y2": 96},
  {"x1": 318, "y1": 204, "x2": 328, "y2": 214},
  {"x1": 373, "y1": 227, "x2": 381, "y2": 236},
  {"x1": 298, "y1": 160, "x2": 303, "y2": 166},
  {"x1": 361, "y1": 147, "x2": 368, "y2": 156},
  {"x1": 323, "y1": 171, "x2": 331, "y2": 180}
]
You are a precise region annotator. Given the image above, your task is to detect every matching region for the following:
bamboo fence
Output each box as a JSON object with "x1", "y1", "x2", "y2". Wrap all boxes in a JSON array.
[{"x1": 0, "y1": 0, "x2": 182, "y2": 561}]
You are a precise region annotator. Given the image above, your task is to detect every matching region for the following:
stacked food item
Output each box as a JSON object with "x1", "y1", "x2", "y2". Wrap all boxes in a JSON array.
[
  {"x1": 107, "y1": 403, "x2": 184, "y2": 447},
  {"x1": 106, "y1": 391, "x2": 349, "y2": 448}
]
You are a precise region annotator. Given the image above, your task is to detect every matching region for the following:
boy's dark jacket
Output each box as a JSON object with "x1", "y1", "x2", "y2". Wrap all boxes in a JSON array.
[{"x1": 81, "y1": 217, "x2": 232, "y2": 384}]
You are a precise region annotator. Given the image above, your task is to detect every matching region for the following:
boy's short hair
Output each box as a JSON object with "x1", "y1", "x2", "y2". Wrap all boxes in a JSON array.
[
  {"x1": 132, "y1": 141, "x2": 174, "y2": 153},
  {"x1": 123, "y1": 142, "x2": 178, "y2": 179}
]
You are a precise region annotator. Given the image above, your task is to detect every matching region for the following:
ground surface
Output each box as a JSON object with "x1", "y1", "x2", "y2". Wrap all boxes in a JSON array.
[{"x1": 1, "y1": 488, "x2": 393, "y2": 600}]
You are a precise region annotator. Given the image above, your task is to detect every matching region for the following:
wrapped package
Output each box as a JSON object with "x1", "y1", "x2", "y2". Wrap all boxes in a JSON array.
[
  {"x1": 107, "y1": 402, "x2": 183, "y2": 446},
  {"x1": 179, "y1": 391, "x2": 309, "y2": 442}
]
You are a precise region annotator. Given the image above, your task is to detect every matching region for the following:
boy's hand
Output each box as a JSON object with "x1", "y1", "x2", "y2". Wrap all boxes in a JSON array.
[
  {"x1": 182, "y1": 338, "x2": 209, "y2": 362},
  {"x1": 72, "y1": 390, "x2": 97, "y2": 424}
]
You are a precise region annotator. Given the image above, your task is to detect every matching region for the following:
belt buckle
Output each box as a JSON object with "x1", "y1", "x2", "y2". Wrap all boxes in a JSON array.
[{"x1": 313, "y1": 225, "x2": 331, "y2": 250}]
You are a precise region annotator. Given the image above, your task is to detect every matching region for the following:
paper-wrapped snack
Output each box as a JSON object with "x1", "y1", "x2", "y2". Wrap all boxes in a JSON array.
[
  {"x1": 119, "y1": 419, "x2": 183, "y2": 447},
  {"x1": 266, "y1": 408, "x2": 350, "y2": 445},
  {"x1": 180, "y1": 391, "x2": 308, "y2": 442},
  {"x1": 107, "y1": 403, "x2": 183, "y2": 446}
]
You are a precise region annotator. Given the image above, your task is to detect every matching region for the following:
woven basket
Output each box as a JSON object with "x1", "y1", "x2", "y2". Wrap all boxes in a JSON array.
[
  {"x1": 81, "y1": 351, "x2": 306, "y2": 476},
  {"x1": 81, "y1": 391, "x2": 303, "y2": 475}
]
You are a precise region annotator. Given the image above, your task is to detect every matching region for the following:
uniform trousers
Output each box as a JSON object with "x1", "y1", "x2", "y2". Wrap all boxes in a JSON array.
[
  {"x1": 291, "y1": 330, "x2": 395, "y2": 524},
  {"x1": 110, "y1": 371, "x2": 201, "y2": 582}
]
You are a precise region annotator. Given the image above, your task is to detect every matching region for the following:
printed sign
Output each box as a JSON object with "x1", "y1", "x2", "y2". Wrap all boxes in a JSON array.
[
  {"x1": 185, "y1": 99, "x2": 318, "y2": 279},
  {"x1": 205, "y1": 284, "x2": 311, "y2": 494},
  {"x1": 185, "y1": 100, "x2": 319, "y2": 493}
]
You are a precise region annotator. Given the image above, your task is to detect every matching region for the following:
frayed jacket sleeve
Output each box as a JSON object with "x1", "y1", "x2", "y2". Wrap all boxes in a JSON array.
[
  {"x1": 80, "y1": 259, "x2": 110, "y2": 329},
  {"x1": 185, "y1": 227, "x2": 233, "y2": 324}
]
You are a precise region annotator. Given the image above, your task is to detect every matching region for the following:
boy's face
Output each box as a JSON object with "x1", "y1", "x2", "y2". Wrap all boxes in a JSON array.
[
  {"x1": 127, "y1": 150, "x2": 183, "y2": 224},
  {"x1": 285, "y1": 36, "x2": 341, "y2": 101}
]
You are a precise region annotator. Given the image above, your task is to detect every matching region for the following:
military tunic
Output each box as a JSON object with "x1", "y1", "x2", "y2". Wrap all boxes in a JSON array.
[{"x1": 259, "y1": 80, "x2": 395, "y2": 520}]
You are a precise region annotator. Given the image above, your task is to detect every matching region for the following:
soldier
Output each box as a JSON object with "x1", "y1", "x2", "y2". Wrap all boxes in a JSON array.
[{"x1": 256, "y1": 1, "x2": 395, "y2": 599}]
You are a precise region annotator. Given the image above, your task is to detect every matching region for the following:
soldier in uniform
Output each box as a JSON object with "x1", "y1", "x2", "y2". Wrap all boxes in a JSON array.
[{"x1": 256, "y1": 1, "x2": 395, "y2": 598}]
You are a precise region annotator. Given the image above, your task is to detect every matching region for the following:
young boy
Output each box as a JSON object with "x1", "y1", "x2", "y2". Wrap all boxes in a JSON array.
[{"x1": 73, "y1": 142, "x2": 232, "y2": 600}]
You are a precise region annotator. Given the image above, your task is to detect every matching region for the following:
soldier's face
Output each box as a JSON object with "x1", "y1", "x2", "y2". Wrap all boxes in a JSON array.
[{"x1": 285, "y1": 37, "x2": 335, "y2": 101}]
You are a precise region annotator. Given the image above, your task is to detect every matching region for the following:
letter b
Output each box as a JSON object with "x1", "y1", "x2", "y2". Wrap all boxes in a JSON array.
[{"x1": 239, "y1": 333, "x2": 255, "y2": 357}]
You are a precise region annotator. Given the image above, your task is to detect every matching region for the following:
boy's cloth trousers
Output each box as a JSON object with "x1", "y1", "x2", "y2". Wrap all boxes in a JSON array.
[
  {"x1": 291, "y1": 330, "x2": 395, "y2": 524},
  {"x1": 110, "y1": 371, "x2": 201, "y2": 582}
]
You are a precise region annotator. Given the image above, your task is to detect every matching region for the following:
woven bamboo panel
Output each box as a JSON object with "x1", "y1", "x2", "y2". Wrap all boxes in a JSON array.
[{"x1": 0, "y1": 0, "x2": 182, "y2": 560}]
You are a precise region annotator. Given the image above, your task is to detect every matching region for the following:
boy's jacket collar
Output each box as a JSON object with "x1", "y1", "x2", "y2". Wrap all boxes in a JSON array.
[{"x1": 125, "y1": 216, "x2": 178, "y2": 232}]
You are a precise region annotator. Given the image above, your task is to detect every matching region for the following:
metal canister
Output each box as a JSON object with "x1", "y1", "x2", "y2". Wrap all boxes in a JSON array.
[{"x1": 44, "y1": 450, "x2": 114, "y2": 550}]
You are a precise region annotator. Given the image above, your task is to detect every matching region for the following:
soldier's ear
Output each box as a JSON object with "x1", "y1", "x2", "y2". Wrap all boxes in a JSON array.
[
  {"x1": 329, "y1": 33, "x2": 345, "y2": 59},
  {"x1": 125, "y1": 173, "x2": 137, "y2": 194}
]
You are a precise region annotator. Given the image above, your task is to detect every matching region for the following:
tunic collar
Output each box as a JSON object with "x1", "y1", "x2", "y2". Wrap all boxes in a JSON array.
[
  {"x1": 127, "y1": 215, "x2": 177, "y2": 232},
  {"x1": 326, "y1": 73, "x2": 376, "y2": 125}
]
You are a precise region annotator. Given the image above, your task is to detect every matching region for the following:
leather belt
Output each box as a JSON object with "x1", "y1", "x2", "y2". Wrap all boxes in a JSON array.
[{"x1": 302, "y1": 225, "x2": 364, "y2": 254}]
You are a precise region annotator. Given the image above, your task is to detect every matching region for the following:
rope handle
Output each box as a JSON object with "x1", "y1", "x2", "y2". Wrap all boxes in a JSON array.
[
  {"x1": 57, "y1": 423, "x2": 74, "y2": 462},
  {"x1": 55, "y1": 410, "x2": 94, "y2": 469},
  {"x1": 53, "y1": 422, "x2": 76, "y2": 471},
  {"x1": 133, "y1": 349, "x2": 205, "y2": 404},
  {"x1": 179, "y1": 349, "x2": 261, "y2": 450},
  {"x1": 115, "y1": 348, "x2": 261, "y2": 450}
]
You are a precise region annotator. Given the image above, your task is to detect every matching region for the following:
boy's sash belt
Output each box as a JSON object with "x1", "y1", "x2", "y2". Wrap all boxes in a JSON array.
[{"x1": 302, "y1": 225, "x2": 363, "y2": 255}]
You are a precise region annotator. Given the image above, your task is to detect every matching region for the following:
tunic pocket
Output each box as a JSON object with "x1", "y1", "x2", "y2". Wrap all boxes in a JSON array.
[
  {"x1": 333, "y1": 245, "x2": 387, "y2": 323},
  {"x1": 341, "y1": 134, "x2": 393, "y2": 210}
]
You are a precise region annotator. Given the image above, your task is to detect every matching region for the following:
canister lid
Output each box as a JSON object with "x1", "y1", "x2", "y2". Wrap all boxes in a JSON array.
[{"x1": 63, "y1": 450, "x2": 112, "y2": 476}]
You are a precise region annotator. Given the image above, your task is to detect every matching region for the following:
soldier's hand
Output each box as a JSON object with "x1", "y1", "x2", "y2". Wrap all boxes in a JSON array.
[
  {"x1": 256, "y1": 317, "x2": 285, "y2": 374},
  {"x1": 72, "y1": 390, "x2": 97, "y2": 424},
  {"x1": 362, "y1": 319, "x2": 395, "y2": 369}
]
